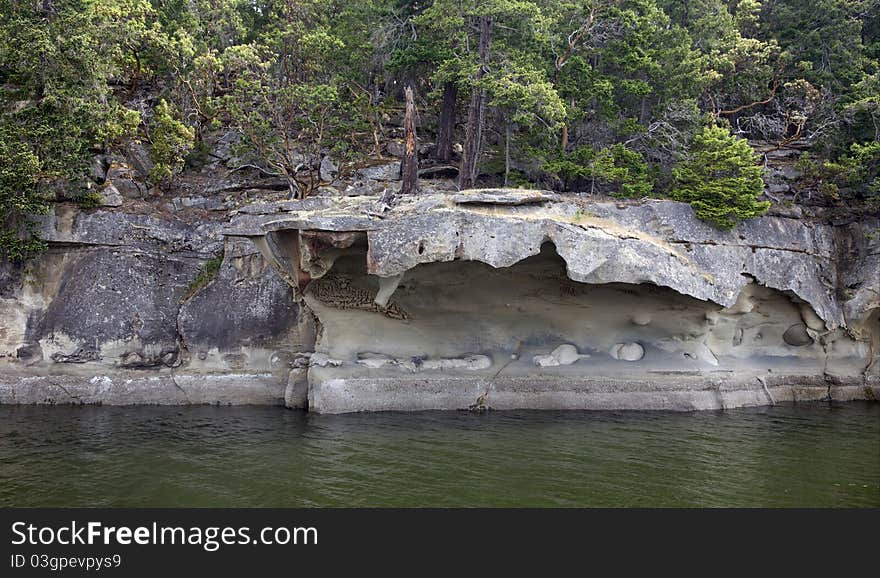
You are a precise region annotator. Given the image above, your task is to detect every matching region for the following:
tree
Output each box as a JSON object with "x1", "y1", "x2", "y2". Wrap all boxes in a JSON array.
[
  {"x1": 545, "y1": 143, "x2": 653, "y2": 195},
  {"x1": 401, "y1": 85, "x2": 419, "y2": 195},
  {"x1": 148, "y1": 99, "x2": 196, "y2": 185},
  {"x1": 487, "y1": 61, "x2": 565, "y2": 186},
  {"x1": 224, "y1": 52, "x2": 343, "y2": 198},
  {"x1": 0, "y1": 1, "x2": 144, "y2": 180},
  {"x1": 672, "y1": 124, "x2": 769, "y2": 229},
  {"x1": 459, "y1": 13, "x2": 494, "y2": 189},
  {"x1": 0, "y1": 0, "x2": 148, "y2": 261},
  {"x1": 841, "y1": 72, "x2": 880, "y2": 143},
  {"x1": 0, "y1": 0, "x2": 875, "y2": 230},
  {"x1": 549, "y1": 1, "x2": 703, "y2": 159},
  {"x1": 760, "y1": 0, "x2": 874, "y2": 94},
  {"x1": 387, "y1": 2, "x2": 459, "y2": 161},
  {"x1": 668, "y1": 0, "x2": 782, "y2": 121},
  {"x1": 219, "y1": 6, "x2": 354, "y2": 198},
  {"x1": 0, "y1": 132, "x2": 49, "y2": 261},
  {"x1": 821, "y1": 141, "x2": 880, "y2": 208},
  {"x1": 416, "y1": 0, "x2": 558, "y2": 188}
]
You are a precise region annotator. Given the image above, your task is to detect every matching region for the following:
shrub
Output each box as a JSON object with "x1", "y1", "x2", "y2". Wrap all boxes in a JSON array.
[
  {"x1": 0, "y1": 135, "x2": 49, "y2": 262},
  {"x1": 545, "y1": 144, "x2": 654, "y2": 197},
  {"x1": 148, "y1": 100, "x2": 196, "y2": 184},
  {"x1": 672, "y1": 125, "x2": 769, "y2": 230},
  {"x1": 181, "y1": 255, "x2": 223, "y2": 302}
]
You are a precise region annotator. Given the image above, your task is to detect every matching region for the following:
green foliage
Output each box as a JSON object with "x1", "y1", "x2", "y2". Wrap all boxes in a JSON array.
[
  {"x1": 797, "y1": 142, "x2": 880, "y2": 207},
  {"x1": 182, "y1": 254, "x2": 223, "y2": 302},
  {"x1": 488, "y1": 63, "x2": 566, "y2": 132},
  {"x1": 661, "y1": 0, "x2": 780, "y2": 113},
  {"x1": 672, "y1": 125, "x2": 769, "y2": 229},
  {"x1": 207, "y1": 1, "x2": 378, "y2": 198},
  {"x1": 0, "y1": 133, "x2": 49, "y2": 261},
  {"x1": 0, "y1": 0, "x2": 148, "y2": 261},
  {"x1": 0, "y1": 1, "x2": 146, "y2": 177},
  {"x1": 78, "y1": 191, "x2": 105, "y2": 210},
  {"x1": 545, "y1": 144, "x2": 654, "y2": 197},
  {"x1": 823, "y1": 141, "x2": 880, "y2": 207},
  {"x1": 0, "y1": 0, "x2": 876, "y2": 242},
  {"x1": 148, "y1": 100, "x2": 196, "y2": 184},
  {"x1": 840, "y1": 72, "x2": 880, "y2": 145},
  {"x1": 759, "y1": 0, "x2": 874, "y2": 93},
  {"x1": 827, "y1": 142, "x2": 880, "y2": 188}
]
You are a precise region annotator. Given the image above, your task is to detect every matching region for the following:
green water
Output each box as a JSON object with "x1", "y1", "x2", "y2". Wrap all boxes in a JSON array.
[{"x1": 0, "y1": 403, "x2": 877, "y2": 507}]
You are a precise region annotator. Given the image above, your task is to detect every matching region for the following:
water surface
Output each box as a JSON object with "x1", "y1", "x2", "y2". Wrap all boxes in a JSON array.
[{"x1": 0, "y1": 403, "x2": 877, "y2": 507}]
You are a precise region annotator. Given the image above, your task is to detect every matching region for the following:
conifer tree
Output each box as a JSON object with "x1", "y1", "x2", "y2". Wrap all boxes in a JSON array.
[{"x1": 671, "y1": 124, "x2": 769, "y2": 229}]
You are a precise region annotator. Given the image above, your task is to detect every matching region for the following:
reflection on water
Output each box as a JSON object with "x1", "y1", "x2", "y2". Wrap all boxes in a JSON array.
[{"x1": 0, "y1": 403, "x2": 877, "y2": 507}]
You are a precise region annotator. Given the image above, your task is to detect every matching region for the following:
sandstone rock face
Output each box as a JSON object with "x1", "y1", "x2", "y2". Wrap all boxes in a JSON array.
[
  {"x1": 610, "y1": 343, "x2": 645, "y2": 362},
  {"x1": 225, "y1": 190, "x2": 878, "y2": 413},
  {"x1": 319, "y1": 156, "x2": 338, "y2": 182},
  {"x1": 227, "y1": 193, "x2": 859, "y2": 329},
  {"x1": 533, "y1": 344, "x2": 589, "y2": 367},
  {"x1": 178, "y1": 238, "x2": 311, "y2": 372},
  {"x1": 782, "y1": 324, "x2": 813, "y2": 347},
  {"x1": 1, "y1": 189, "x2": 877, "y2": 411},
  {"x1": 99, "y1": 184, "x2": 124, "y2": 207},
  {"x1": 356, "y1": 162, "x2": 401, "y2": 181},
  {"x1": 0, "y1": 202, "x2": 311, "y2": 405}
]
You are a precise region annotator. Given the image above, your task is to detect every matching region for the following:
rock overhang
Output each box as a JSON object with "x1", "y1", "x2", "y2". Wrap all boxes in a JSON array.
[{"x1": 224, "y1": 189, "x2": 853, "y2": 330}]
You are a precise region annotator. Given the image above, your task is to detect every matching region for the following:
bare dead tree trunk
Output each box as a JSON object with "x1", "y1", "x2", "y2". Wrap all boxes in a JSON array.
[
  {"x1": 459, "y1": 16, "x2": 492, "y2": 190},
  {"x1": 504, "y1": 121, "x2": 511, "y2": 187},
  {"x1": 436, "y1": 82, "x2": 457, "y2": 161},
  {"x1": 285, "y1": 175, "x2": 299, "y2": 200},
  {"x1": 401, "y1": 85, "x2": 419, "y2": 196}
]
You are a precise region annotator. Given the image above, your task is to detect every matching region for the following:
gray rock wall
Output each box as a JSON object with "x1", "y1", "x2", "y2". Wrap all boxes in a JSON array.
[
  {"x1": 227, "y1": 191, "x2": 879, "y2": 413},
  {"x1": 0, "y1": 203, "x2": 312, "y2": 405},
  {"x1": 1, "y1": 190, "x2": 876, "y2": 411}
]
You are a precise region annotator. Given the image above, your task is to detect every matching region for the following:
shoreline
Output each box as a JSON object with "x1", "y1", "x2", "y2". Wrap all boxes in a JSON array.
[{"x1": 1, "y1": 369, "x2": 875, "y2": 412}]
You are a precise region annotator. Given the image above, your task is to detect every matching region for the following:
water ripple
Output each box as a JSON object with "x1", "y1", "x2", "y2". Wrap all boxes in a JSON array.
[{"x1": 0, "y1": 403, "x2": 877, "y2": 507}]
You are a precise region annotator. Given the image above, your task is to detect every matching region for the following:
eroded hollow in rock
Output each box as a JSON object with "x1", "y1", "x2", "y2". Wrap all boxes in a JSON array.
[{"x1": 301, "y1": 243, "x2": 871, "y2": 412}]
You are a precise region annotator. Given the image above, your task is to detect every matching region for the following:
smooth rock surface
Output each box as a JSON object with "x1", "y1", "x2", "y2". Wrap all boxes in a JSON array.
[
  {"x1": 357, "y1": 162, "x2": 401, "y2": 181},
  {"x1": 610, "y1": 343, "x2": 645, "y2": 362},
  {"x1": 0, "y1": 203, "x2": 311, "y2": 404}
]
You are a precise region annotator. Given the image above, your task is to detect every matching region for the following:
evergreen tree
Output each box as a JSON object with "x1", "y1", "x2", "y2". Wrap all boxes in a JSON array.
[
  {"x1": 0, "y1": 131, "x2": 49, "y2": 261},
  {"x1": 671, "y1": 124, "x2": 769, "y2": 229},
  {"x1": 148, "y1": 99, "x2": 196, "y2": 184}
]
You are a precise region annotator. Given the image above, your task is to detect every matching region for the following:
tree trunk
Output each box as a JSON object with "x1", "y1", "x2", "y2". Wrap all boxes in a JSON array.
[
  {"x1": 286, "y1": 176, "x2": 299, "y2": 200},
  {"x1": 401, "y1": 85, "x2": 419, "y2": 196},
  {"x1": 504, "y1": 121, "x2": 511, "y2": 187},
  {"x1": 459, "y1": 16, "x2": 492, "y2": 190},
  {"x1": 436, "y1": 82, "x2": 457, "y2": 162},
  {"x1": 639, "y1": 95, "x2": 649, "y2": 125}
]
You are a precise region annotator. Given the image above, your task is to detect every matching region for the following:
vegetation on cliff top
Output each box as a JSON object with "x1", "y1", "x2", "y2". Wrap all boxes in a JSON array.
[
  {"x1": 671, "y1": 125, "x2": 770, "y2": 230},
  {"x1": 1, "y1": 0, "x2": 878, "y2": 259}
]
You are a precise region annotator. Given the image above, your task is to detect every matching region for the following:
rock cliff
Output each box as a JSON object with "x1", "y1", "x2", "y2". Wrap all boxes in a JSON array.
[
  {"x1": 224, "y1": 189, "x2": 878, "y2": 412},
  {"x1": 1, "y1": 188, "x2": 877, "y2": 412},
  {"x1": 0, "y1": 201, "x2": 312, "y2": 405}
]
